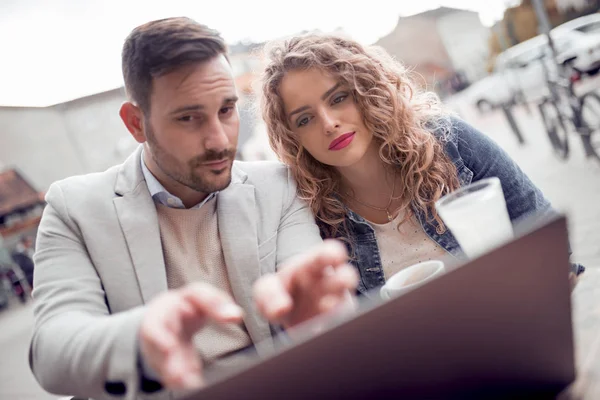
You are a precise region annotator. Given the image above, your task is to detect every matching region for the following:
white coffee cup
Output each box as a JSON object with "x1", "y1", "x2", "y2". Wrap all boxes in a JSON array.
[{"x1": 380, "y1": 260, "x2": 446, "y2": 300}]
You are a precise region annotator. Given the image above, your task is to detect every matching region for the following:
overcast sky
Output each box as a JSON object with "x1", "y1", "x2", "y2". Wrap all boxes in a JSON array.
[{"x1": 0, "y1": 0, "x2": 517, "y2": 107}]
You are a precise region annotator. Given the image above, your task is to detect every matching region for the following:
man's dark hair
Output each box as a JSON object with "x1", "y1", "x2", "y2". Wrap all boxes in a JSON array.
[{"x1": 122, "y1": 17, "x2": 228, "y2": 113}]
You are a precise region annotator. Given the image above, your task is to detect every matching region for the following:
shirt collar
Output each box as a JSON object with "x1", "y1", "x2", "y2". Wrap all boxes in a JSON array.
[{"x1": 140, "y1": 150, "x2": 217, "y2": 209}]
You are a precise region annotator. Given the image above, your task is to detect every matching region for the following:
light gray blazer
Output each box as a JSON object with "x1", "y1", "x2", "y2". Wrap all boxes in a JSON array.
[{"x1": 30, "y1": 146, "x2": 322, "y2": 400}]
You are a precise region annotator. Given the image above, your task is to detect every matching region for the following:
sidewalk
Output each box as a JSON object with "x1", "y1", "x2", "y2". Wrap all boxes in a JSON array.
[
  {"x1": 454, "y1": 98, "x2": 600, "y2": 270},
  {"x1": 0, "y1": 301, "x2": 56, "y2": 400}
]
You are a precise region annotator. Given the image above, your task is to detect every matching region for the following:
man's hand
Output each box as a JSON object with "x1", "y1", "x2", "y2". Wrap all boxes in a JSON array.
[
  {"x1": 138, "y1": 283, "x2": 244, "y2": 390},
  {"x1": 253, "y1": 240, "x2": 359, "y2": 329}
]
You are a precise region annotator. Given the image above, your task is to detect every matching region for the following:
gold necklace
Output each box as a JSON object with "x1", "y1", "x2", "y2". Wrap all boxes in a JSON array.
[{"x1": 345, "y1": 173, "x2": 398, "y2": 222}]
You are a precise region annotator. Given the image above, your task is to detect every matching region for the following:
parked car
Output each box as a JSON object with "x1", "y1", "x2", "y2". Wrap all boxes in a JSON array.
[
  {"x1": 553, "y1": 13, "x2": 600, "y2": 75},
  {"x1": 466, "y1": 27, "x2": 600, "y2": 112},
  {"x1": 553, "y1": 13, "x2": 600, "y2": 35}
]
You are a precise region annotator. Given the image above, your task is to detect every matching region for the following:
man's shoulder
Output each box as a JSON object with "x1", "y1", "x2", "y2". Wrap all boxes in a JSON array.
[
  {"x1": 232, "y1": 160, "x2": 296, "y2": 210},
  {"x1": 47, "y1": 164, "x2": 121, "y2": 199},
  {"x1": 233, "y1": 160, "x2": 290, "y2": 186}
]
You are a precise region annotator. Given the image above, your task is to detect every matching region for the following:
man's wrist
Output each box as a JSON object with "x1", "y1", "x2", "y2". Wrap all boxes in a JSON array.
[{"x1": 136, "y1": 340, "x2": 164, "y2": 393}]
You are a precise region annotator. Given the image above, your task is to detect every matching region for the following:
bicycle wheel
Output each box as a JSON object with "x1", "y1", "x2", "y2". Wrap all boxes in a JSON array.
[
  {"x1": 538, "y1": 100, "x2": 570, "y2": 159},
  {"x1": 579, "y1": 92, "x2": 600, "y2": 162}
]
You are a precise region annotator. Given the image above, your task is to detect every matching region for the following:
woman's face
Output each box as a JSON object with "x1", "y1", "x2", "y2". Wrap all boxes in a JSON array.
[{"x1": 279, "y1": 68, "x2": 373, "y2": 168}]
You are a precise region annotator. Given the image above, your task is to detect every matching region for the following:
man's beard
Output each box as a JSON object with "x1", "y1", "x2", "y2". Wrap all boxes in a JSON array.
[{"x1": 145, "y1": 123, "x2": 236, "y2": 194}]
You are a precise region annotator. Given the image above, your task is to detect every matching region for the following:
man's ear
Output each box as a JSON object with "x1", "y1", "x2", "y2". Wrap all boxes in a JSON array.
[{"x1": 119, "y1": 102, "x2": 146, "y2": 144}]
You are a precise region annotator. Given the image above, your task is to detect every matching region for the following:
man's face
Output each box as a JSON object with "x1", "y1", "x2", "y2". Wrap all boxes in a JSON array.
[{"x1": 143, "y1": 55, "x2": 239, "y2": 194}]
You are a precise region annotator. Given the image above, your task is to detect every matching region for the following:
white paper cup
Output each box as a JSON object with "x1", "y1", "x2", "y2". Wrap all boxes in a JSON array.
[
  {"x1": 380, "y1": 260, "x2": 446, "y2": 300},
  {"x1": 435, "y1": 177, "x2": 513, "y2": 259}
]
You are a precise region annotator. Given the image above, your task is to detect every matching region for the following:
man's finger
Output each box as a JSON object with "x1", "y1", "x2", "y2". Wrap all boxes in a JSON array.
[
  {"x1": 140, "y1": 324, "x2": 179, "y2": 362},
  {"x1": 318, "y1": 295, "x2": 344, "y2": 314},
  {"x1": 314, "y1": 264, "x2": 359, "y2": 295},
  {"x1": 140, "y1": 295, "x2": 185, "y2": 355},
  {"x1": 278, "y1": 240, "x2": 349, "y2": 287},
  {"x1": 180, "y1": 282, "x2": 244, "y2": 324},
  {"x1": 253, "y1": 274, "x2": 293, "y2": 321},
  {"x1": 161, "y1": 346, "x2": 204, "y2": 389}
]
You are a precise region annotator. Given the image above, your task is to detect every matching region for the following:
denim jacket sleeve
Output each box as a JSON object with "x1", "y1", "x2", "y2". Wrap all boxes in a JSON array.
[
  {"x1": 450, "y1": 118, "x2": 550, "y2": 220},
  {"x1": 447, "y1": 117, "x2": 584, "y2": 275}
]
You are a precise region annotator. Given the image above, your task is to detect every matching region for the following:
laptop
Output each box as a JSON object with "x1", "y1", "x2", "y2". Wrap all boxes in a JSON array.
[{"x1": 183, "y1": 214, "x2": 576, "y2": 399}]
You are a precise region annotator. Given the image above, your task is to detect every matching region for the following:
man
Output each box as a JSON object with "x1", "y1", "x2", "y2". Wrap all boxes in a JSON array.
[
  {"x1": 0, "y1": 236, "x2": 13, "y2": 309},
  {"x1": 12, "y1": 235, "x2": 35, "y2": 288},
  {"x1": 30, "y1": 17, "x2": 357, "y2": 400}
]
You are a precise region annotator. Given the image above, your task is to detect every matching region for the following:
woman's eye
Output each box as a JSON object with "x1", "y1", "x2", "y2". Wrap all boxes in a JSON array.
[
  {"x1": 220, "y1": 106, "x2": 233, "y2": 115},
  {"x1": 297, "y1": 116, "x2": 311, "y2": 127},
  {"x1": 332, "y1": 95, "x2": 347, "y2": 104}
]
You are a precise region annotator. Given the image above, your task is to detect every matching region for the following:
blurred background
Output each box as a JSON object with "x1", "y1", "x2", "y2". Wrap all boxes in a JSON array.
[{"x1": 1, "y1": 0, "x2": 599, "y2": 398}]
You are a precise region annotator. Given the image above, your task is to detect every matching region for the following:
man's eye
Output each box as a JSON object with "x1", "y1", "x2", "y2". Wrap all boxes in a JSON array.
[
  {"x1": 178, "y1": 115, "x2": 193, "y2": 122},
  {"x1": 220, "y1": 107, "x2": 233, "y2": 115}
]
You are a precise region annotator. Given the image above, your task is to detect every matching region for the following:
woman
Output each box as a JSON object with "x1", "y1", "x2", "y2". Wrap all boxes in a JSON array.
[{"x1": 259, "y1": 34, "x2": 584, "y2": 294}]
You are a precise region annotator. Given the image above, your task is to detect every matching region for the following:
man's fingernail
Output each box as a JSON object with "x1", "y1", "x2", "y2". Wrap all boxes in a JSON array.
[
  {"x1": 219, "y1": 304, "x2": 243, "y2": 318},
  {"x1": 268, "y1": 298, "x2": 291, "y2": 315},
  {"x1": 183, "y1": 373, "x2": 204, "y2": 389}
]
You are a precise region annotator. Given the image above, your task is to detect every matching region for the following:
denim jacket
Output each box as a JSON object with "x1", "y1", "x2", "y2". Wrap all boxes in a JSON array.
[{"x1": 319, "y1": 117, "x2": 584, "y2": 294}]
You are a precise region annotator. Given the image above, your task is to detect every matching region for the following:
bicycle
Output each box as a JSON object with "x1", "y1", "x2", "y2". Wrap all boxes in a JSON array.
[{"x1": 534, "y1": 53, "x2": 600, "y2": 163}]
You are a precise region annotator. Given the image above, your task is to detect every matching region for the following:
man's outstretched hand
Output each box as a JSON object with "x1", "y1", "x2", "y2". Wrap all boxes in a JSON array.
[
  {"x1": 253, "y1": 240, "x2": 358, "y2": 329},
  {"x1": 138, "y1": 283, "x2": 244, "y2": 390}
]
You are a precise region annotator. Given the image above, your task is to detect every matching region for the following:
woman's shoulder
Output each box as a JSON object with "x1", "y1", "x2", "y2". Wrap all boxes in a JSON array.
[
  {"x1": 426, "y1": 115, "x2": 489, "y2": 164},
  {"x1": 424, "y1": 115, "x2": 463, "y2": 162},
  {"x1": 426, "y1": 115, "x2": 479, "y2": 144}
]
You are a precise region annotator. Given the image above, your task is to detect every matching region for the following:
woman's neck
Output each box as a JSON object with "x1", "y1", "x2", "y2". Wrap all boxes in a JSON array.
[{"x1": 336, "y1": 142, "x2": 395, "y2": 201}]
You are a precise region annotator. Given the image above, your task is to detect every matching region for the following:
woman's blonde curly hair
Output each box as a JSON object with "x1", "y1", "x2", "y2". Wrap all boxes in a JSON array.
[{"x1": 259, "y1": 34, "x2": 460, "y2": 238}]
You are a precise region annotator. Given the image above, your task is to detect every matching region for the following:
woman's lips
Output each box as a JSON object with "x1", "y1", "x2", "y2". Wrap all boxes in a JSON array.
[{"x1": 329, "y1": 132, "x2": 355, "y2": 151}]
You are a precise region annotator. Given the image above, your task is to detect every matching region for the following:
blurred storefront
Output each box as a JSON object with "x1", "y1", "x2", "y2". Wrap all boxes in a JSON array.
[{"x1": 0, "y1": 169, "x2": 45, "y2": 245}]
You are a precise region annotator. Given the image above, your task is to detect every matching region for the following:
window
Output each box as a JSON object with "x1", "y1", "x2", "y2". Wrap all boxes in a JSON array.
[
  {"x1": 505, "y1": 44, "x2": 546, "y2": 69},
  {"x1": 576, "y1": 21, "x2": 600, "y2": 34}
]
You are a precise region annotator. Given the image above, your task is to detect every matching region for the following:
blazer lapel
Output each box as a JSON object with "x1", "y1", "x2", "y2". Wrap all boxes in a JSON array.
[
  {"x1": 218, "y1": 167, "x2": 272, "y2": 348},
  {"x1": 113, "y1": 147, "x2": 167, "y2": 303}
]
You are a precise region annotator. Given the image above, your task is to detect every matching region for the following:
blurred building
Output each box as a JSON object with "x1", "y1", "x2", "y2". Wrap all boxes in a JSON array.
[
  {"x1": 228, "y1": 41, "x2": 279, "y2": 162},
  {"x1": 0, "y1": 89, "x2": 132, "y2": 190},
  {"x1": 227, "y1": 41, "x2": 277, "y2": 161},
  {"x1": 375, "y1": 7, "x2": 491, "y2": 95},
  {"x1": 489, "y1": 0, "x2": 600, "y2": 60},
  {"x1": 0, "y1": 48, "x2": 265, "y2": 192}
]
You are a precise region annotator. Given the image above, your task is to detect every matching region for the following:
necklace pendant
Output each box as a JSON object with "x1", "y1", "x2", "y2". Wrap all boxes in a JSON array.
[{"x1": 387, "y1": 211, "x2": 393, "y2": 222}]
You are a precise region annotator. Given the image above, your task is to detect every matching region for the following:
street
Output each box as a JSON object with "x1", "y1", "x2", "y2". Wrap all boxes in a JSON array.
[
  {"x1": 0, "y1": 301, "x2": 56, "y2": 400},
  {"x1": 1, "y1": 86, "x2": 599, "y2": 400}
]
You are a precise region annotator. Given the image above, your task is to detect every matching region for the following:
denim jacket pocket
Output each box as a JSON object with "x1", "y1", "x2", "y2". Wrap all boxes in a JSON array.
[{"x1": 457, "y1": 163, "x2": 474, "y2": 187}]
